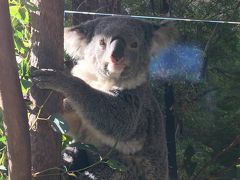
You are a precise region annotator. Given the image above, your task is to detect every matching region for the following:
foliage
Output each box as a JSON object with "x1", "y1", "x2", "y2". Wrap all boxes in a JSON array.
[
  {"x1": 172, "y1": 1, "x2": 240, "y2": 179},
  {"x1": 124, "y1": 0, "x2": 240, "y2": 179},
  {"x1": 0, "y1": 109, "x2": 7, "y2": 179},
  {"x1": 9, "y1": 0, "x2": 34, "y2": 95},
  {"x1": 0, "y1": 0, "x2": 36, "y2": 178}
]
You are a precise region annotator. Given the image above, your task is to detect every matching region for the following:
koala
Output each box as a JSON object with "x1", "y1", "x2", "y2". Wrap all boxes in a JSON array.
[{"x1": 32, "y1": 16, "x2": 176, "y2": 180}]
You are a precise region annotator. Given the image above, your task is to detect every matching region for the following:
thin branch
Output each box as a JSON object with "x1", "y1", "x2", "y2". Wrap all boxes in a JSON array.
[
  {"x1": 206, "y1": 157, "x2": 240, "y2": 180},
  {"x1": 186, "y1": 87, "x2": 219, "y2": 103},
  {"x1": 76, "y1": 0, "x2": 87, "y2": 10},
  {"x1": 29, "y1": 91, "x2": 53, "y2": 130},
  {"x1": 150, "y1": 0, "x2": 156, "y2": 15},
  {"x1": 210, "y1": 67, "x2": 240, "y2": 79},
  {"x1": 201, "y1": 24, "x2": 218, "y2": 79},
  {"x1": 192, "y1": 135, "x2": 240, "y2": 180},
  {"x1": 0, "y1": 1, "x2": 31, "y2": 179}
]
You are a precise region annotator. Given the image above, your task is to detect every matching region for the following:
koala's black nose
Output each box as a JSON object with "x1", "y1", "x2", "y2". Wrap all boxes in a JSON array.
[{"x1": 110, "y1": 37, "x2": 125, "y2": 62}]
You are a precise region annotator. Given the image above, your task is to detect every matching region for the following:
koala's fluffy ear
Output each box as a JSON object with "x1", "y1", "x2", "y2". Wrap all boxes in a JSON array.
[
  {"x1": 64, "y1": 19, "x2": 98, "y2": 60},
  {"x1": 150, "y1": 21, "x2": 178, "y2": 56}
]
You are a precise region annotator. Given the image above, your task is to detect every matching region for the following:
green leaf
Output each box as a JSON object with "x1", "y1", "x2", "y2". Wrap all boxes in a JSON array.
[
  {"x1": 105, "y1": 159, "x2": 128, "y2": 172},
  {"x1": 19, "y1": 7, "x2": 29, "y2": 23},
  {"x1": 62, "y1": 134, "x2": 72, "y2": 148},
  {"x1": 70, "y1": 143, "x2": 99, "y2": 154},
  {"x1": 0, "y1": 165, "x2": 7, "y2": 171},
  {"x1": 0, "y1": 108, "x2": 2, "y2": 121},
  {"x1": 14, "y1": 36, "x2": 24, "y2": 52},
  {"x1": 25, "y1": 1, "x2": 39, "y2": 12},
  {"x1": 0, "y1": 137, "x2": 6, "y2": 145},
  {"x1": 9, "y1": 5, "x2": 20, "y2": 16},
  {"x1": 20, "y1": 79, "x2": 32, "y2": 95},
  {"x1": 49, "y1": 113, "x2": 69, "y2": 134},
  {"x1": 11, "y1": 17, "x2": 19, "y2": 28},
  {"x1": 67, "y1": 172, "x2": 78, "y2": 178},
  {"x1": 19, "y1": 7, "x2": 26, "y2": 21},
  {"x1": 15, "y1": 30, "x2": 24, "y2": 40},
  {"x1": 19, "y1": 58, "x2": 30, "y2": 77}
]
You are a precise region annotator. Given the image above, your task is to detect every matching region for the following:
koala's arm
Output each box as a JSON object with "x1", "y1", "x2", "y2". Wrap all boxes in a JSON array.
[{"x1": 32, "y1": 69, "x2": 143, "y2": 140}]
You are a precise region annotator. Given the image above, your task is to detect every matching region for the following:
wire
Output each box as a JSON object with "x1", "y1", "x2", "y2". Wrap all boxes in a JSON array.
[{"x1": 64, "y1": 11, "x2": 240, "y2": 25}]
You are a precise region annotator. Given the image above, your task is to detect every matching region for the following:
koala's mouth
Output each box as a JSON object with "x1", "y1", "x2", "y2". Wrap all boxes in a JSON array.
[
  {"x1": 98, "y1": 62, "x2": 126, "y2": 78},
  {"x1": 96, "y1": 63, "x2": 110, "y2": 77},
  {"x1": 107, "y1": 62, "x2": 126, "y2": 72},
  {"x1": 103, "y1": 63, "x2": 110, "y2": 76}
]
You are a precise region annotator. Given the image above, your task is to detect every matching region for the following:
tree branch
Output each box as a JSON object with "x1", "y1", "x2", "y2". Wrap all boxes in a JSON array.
[
  {"x1": 192, "y1": 135, "x2": 240, "y2": 180},
  {"x1": 30, "y1": 0, "x2": 64, "y2": 179},
  {"x1": 0, "y1": 1, "x2": 31, "y2": 179}
]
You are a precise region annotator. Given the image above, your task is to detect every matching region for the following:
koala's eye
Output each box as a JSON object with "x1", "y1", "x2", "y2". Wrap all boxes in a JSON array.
[
  {"x1": 130, "y1": 42, "x2": 138, "y2": 48},
  {"x1": 99, "y1": 39, "x2": 106, "y2": 47}
]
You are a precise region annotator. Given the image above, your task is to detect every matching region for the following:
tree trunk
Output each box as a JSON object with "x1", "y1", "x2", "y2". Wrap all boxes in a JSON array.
[
  {"x1": 0, "y1": 1, "x2": 31, "y2": 180},
  {"x1": 72, "y1": 0, "x2": 122, "y2": 25},
  {"x1": 164, "y1": 83, "x2": 178, "y2": 180},
  {"x1": 160, "y1": 0, "x2": 171, "y2": 15},
  {"x1": 29, "y1": 0, "x2": 64, "y2": 179},
  {"x1": 159, "y1": 1, "x2": 178, "y2": 179}
]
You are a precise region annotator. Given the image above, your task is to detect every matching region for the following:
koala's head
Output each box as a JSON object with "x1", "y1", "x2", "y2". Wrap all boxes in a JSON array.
[{"x1": 64, "y1": 16, "x2": 177, "y2": 89}]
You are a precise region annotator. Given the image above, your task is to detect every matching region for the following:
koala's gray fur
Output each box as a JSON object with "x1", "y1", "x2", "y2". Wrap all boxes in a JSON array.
[{"x1": 32, "y1": 16, "x2": 177, "y2": 180}]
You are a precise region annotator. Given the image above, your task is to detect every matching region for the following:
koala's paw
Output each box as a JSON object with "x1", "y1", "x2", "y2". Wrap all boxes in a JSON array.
[
  {"x1": 62, "y1": 146, "x2": 89, "y2": 171},
  {"x1": 31, "y1": 68, "x2": 68, "y2": 91}
]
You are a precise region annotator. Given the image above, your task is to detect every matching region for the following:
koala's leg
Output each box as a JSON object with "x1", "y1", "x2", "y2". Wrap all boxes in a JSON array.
[
  {"x1": 72, "y1": 156, "x2": 168, "y2": 180},
  {"x1": 62, "y1": 111, "x2": 82, "y2": 139},
  {"x1": 75, "y1": 164, "x2": 136, "y2": 180},
  {"x1": 62, "y1": 146, "x2": 89, "y2": 171}
]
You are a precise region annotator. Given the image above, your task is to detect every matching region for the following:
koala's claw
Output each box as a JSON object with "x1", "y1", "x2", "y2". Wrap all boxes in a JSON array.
[
  {"x1": 31, "y1": 68, "x2": 56, "y2": 77},
  {"x1": 31, "y1": 68, "x2": 67, "y2": 91}
]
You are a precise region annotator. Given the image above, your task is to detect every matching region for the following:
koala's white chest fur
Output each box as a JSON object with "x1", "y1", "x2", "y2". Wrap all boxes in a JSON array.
[{"x1": 71, "y1": 60, "x2": 116, "y2": 92}]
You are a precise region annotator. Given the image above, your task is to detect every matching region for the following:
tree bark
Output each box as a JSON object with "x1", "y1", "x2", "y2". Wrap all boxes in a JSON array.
[
  {"x1": 0, "y1": 1, "x2": 31, "y2": 180},
  {"x1": 159, "y1": 1, "x2": 178, "y2": 179},
  {"x1": 160, "y1": 0, "x2": 170, "y2": 15},
  {"x1": 164, "y1": 83, "x2": 178, "y2": 180},
  {"x1": 29, "y1": 1, "x2": 64, "y2": 179}
]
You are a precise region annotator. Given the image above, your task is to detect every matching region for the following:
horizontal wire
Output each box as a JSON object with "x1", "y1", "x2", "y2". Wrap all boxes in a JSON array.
[{"x1": 64, "y1": 11, "x2": 240, "y2": 25}]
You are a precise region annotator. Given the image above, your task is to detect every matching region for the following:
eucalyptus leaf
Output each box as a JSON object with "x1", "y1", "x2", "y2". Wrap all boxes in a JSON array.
[
  {"x1": 49, "y1": 113, "x2": 69, "y2": 134},
  {"x1": 67, "y1": 172, "x2": 78, "y2": 178},
  {"x1": 9, "y1": 5, "x2": 19, "y2": 16},
  {"x1": 0, "y1": 165, "x2": 7, "y2": 171},
  {"x1": 15, "y1": 30, "x2": 24, "y2": 40},
  {"x1": 20, "y1": 58, "x2": 30, "y2": 78},
  {"x1": 14, "y1": 36, "x2": 24, "y2": 52},
  {"x1": 20, "y1": 79, "x2": 32, "y2": 95},
  {"x1": 19, "y1": 7, "x2": 26, "y2": 22},
  {"x1": 0, "y1": 137, "x2": 6, "y2": 145},
  {"x1": 105, "y1": 159, "x2": 127, "y2": 172},
  {"x1": 25, "y1": 1, "x2": 39, "y2": 12},
  {"x1": 0, "y1": 108, "x2": 2, "y2": 121}
]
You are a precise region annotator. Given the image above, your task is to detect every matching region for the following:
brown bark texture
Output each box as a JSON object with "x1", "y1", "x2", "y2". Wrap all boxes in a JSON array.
[
  {"x1": 0, "y1": 1, "x2": 32, "y2": 180},
  {"x1": 29, "y1": 0, "x2": 64, "y2": 179}
]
